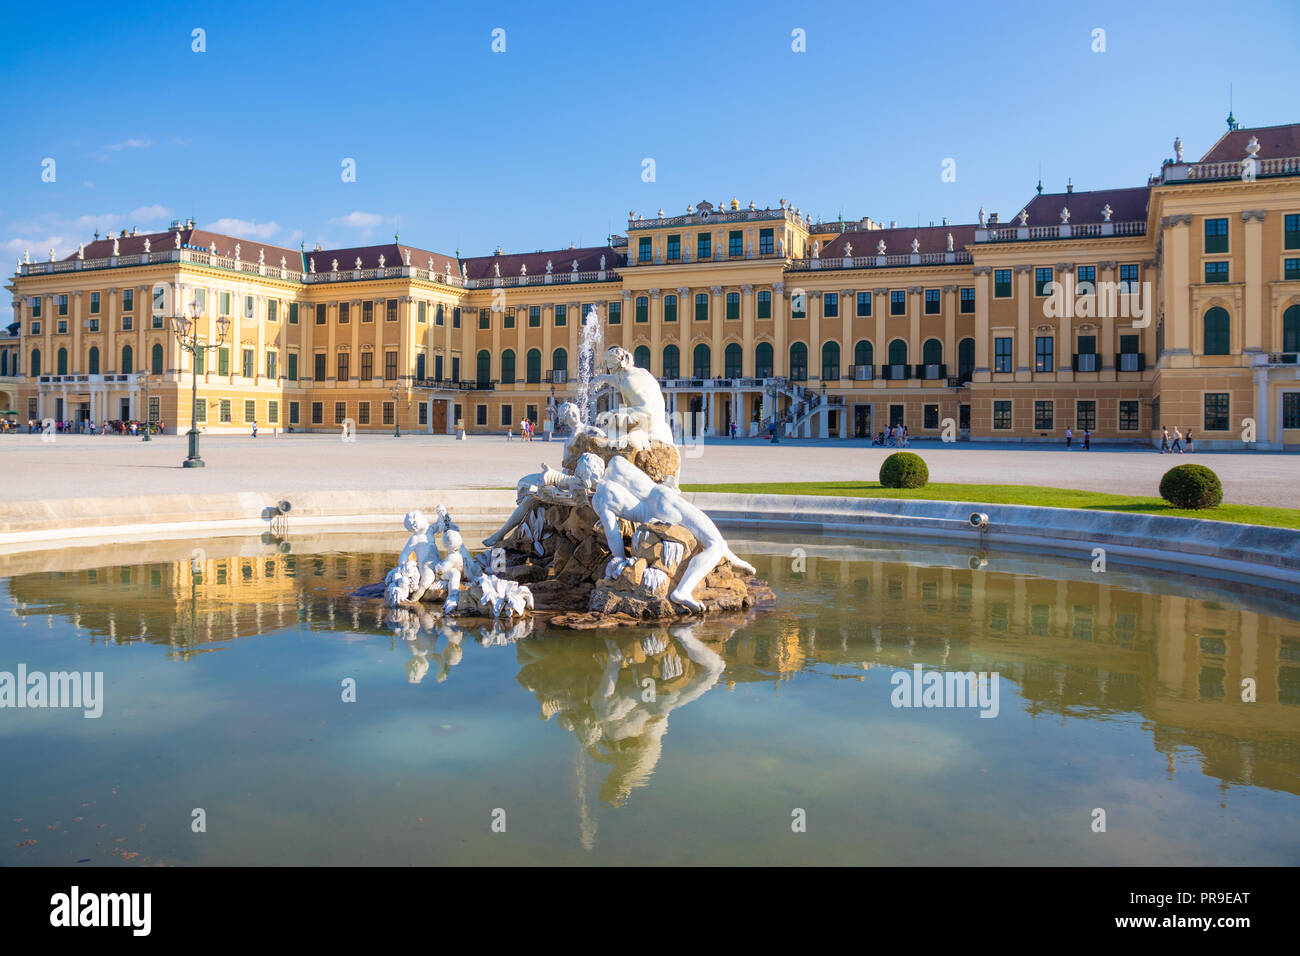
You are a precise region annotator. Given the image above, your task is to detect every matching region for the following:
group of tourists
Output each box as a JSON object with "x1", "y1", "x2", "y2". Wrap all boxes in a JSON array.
[
  {"x1": 872, "y1": 424, "x2": 910, "y2": 447},
  {"x1": 1158, "y1": 426, "x2": 1194, "y2": 454},
  {"x1": 1063, "y1": 427, "x2": 1093, "y2": 451},
  {"x1": 13, "y1": 419, "x2": 163, "y2": 436},
  {"x1": 507, "y1": 418, "x2": 537, "y2": 441}
]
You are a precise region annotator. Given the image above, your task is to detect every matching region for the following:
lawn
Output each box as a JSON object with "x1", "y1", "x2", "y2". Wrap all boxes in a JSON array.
[{"x1": 680, "y1": 481, "x2": 1300, "y2": 530}]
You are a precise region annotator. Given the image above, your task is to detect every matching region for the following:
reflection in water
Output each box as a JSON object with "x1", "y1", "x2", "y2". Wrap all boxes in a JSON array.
[{"x1": 3, "y1": 529, "x2": 1299, "y2": 854}]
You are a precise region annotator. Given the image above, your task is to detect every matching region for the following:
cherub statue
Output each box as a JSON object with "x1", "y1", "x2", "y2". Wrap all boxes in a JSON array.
[
  {"x1": 396, "y1": 510, "x2": 443, "y2": 602},
  {"x1": 383, "y1": 561, "x2": 421, "y2": 607},
  {"x1": 435, "y1": 529, "x2": 466, "y2": 612}
]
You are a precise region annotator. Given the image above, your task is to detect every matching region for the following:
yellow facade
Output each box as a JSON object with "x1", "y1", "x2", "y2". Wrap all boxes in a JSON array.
[{"x1": 5, "y1": 122, "x2": 1300, "y2": 447}]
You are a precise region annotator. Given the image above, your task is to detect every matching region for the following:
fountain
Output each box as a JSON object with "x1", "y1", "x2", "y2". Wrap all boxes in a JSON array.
[
  {"x1": 575, "y1": 306, "x2": 604, "y2": 425},
  {"x1": 374, "y1": 345, "x2": 773, "y2": 628}
]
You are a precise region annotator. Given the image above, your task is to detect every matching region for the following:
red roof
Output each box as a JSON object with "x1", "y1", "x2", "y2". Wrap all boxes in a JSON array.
[
  {"x1": 460, "y1": 244, "x2": 624, "y2": 281},
  {"x1": 819, "y1": 222, "x2": 978, "y2": 258},
  {"x1": 306, "y1": 242, "x2": 458, "y2": 274},
  {"x1": 67, "y1": 227, "x2": 302, "y2": 268},
  {"x1": 1199, "y1": 123, "x2": 1300, "y2": 162},
  {"x1": 1018, "y1": 186, "x2": 1149, "y2": 226}
]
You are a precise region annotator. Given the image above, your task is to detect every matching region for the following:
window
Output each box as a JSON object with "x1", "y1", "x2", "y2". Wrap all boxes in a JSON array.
[
  {"x1": 636, "y1": 296, "x2": 648, "y2": 323},
  {"x1": 1286, "y1": 214, "x2": 1300, "y2": 250},
  {"x1": 311, "y1": 402, "x2": 323, "y2": 425},
  {"x1": 418, "y1": 301, "x2": 427, "y2": 324},
  {"x1": 960, "y1": 287, "x2": 975, "y2": 313},
  {"x1": 791, "y1": 291, "x2": 807, "y2": 319},
  {"x1": 1075, "y1": 335, "x2": 1097, "y2": 371},
  {"x1": 336, "y1": 351, "x2": 349, "y2": 381},
  {"x1": 122, "y1": 289, "x2": 133, "y2": 312},
  {"x1": 1076, "y1": 400, "x2": 1096, "y2": 430},
  {"x1": 416, "y1": 353, "x2": 425, "y2": 380},
  {"x1": 30, "y1": 321, "x2": 40, "y2": 335},
  {"x1": 555, "y1": 304, "x2": 567, "y2": 326},
  {"x1": 195, "y1": 399, "x2": 207, "y2": 423},
  {"x1": 438, "y1": 303, "x2": 446, "y2": 326},
  {"x1": 1119, "y1": 400, "x2": 1139, "y2": 431},
  {"x1": 693, "y1": 344, "x2": 711, "y2": 378},
  {"x1": 756, "y1": 342, "x2": 774, "y2": 378},
  {"x1": 697, "y1": 234, "x2": 711, "y2": 259},
  {"x1": 924, "y1": 404, "x2": 939, "y2": 429},
  {"x1": 29, "y1": 349, "x2": 40, "y2": 376},
  {"x1": 1034, "y1": 400, "x2": 1054, "y2": 430},
  {"x1": 87, "y1": 318, "x2": 99, "y2": 332},
  {"x1": 57, "y1": 347, "x2": 69, "y2": 375},
  {"x1": 385, "y1": 351, "x2": 398, "y2": 380},
  {"x1": 889, "y1": 404, "x2": 905, "y2": 427},
  {"x1": 217, "y1": 347, "x2": 230, "y2": 376},
  {"x1": 266, "y1": 351, "x2": 278, "y2": 379},
  {"x1": 1076, "y1": 265, "x2": 1096, "y2": 293},
  {"x1": 289, "y1": 302, "x2": 299, "y2": 324},
  {"x1": 1205, "y1": 261, "x2": 1229, "y2": 283},
  {"x1": 958, "y1": 338, "x2": 975, "y2": 379},
  {"x1": 789, "y1": 343, "x2": 807, "y2": 381},
  {"x1": 338, "y1": 302, "x2": 352, "y2": 323},
  {"x1": 150, "y1": 343, "x2": 163, "y2": 374},
  {"x1": 313, "y1": 353, "x2": 325, "y2": 381},
  {"x1": 1118, "y1": 264, "x2": 1139, "y2": 293},
  {"x1": 608, "y1": 301, "x2": 621, "y2": 325},
  {"x1": 526, "y1": 305, "x2": 539, "y2": 328},
  {"x1": 220, "y1": 399, "x2": 232, "y2": 423},
  {"x1": 1285, "y1": 305, "x2": 1300, "y2": 352},
  {"x1": 503, "y1": 308, "x2": 516, "y2": 329},
  {"x1": 667, "y1": 235, "x2": 681, "y2": 260},
  {"x1": 149, "y1": 315, "x2": 162, "y2": 330},
  {"x1": 662, "y1": 345, "x2": 679, "y2": 378},
  {"x1": 452, "y1": 307, "x2": 461, "y2": 329},
  {"x1": 267, "y1": 299, "x2": 278, "y2": 323},
  {"x1": 238, "y1": 348, "x2": 252, "y2": 378},
  {"x1": 244, "y1": 295, "x2": 255, "y2": 319},
  {"x1": 58, "y1": 294, "x2": 68, "y2": 316},
  {"x1": 890, "y1": 290, "x2": 906, "y2": 315},
  {"x1": 526, "y1": 348, "x2": 541, "y2": 383},
  {"x1": 823, "y1": 293, "x2": 838, "y2": 318},
  {"x1": 501, "y1": 349, "x2": 515, "y2": 383},
  {"x1": 501, "y1": 404, "x2": 513, "y2": 427},
  {"x1": 476, "y1": 404, "x2": 487, "y2": 426},
  {"x1": 120, "y1": 345, "x2": 132, "y2": 374},
  {"x1": 853, "y1": 340, "x2": 872, "y2": 377},
  {"x1": 759, "y1": 228, "x2": 774, "y2": 255},
  {"x1": 288, "y1": 353, "x2": 298, "y2": 381},
  {"x1": 362, "y1": 301, "x2": 374, "y2": 323},
  {"x1": 1204, "y1": 392, "x2": 1229, "y2": 431},
  {"x1": 994, "y1": 269, "x2": 1012, "y2": 298},
  {"x1": 552, "y1": 348, "x2": 567, "y2": 377},
  {"x1": 418, "y1": 403, "x2": 428, "y2": 425},
  {"x1": 1284, "y1": 258, "x2": 1300, "y2": 280},
  {"x1": 90, "y1": 292, "x2": 100, "y2": 314},
  {"x1": 1204, "y1": 217, "x2": 1229, "y2": 253},
  {"x1": 360, "y1": 352, "x2": 373, "y2": 380},
  {"x1": 289, "y1": 402, "x2": 300, "y2": 425},
  {"x1": 695, "y1": 293, "x2": 709, "y2": 321},
  {"x1": 663, "y1": 296, "x2": 677, "y2": 323},
  {"x1": 924, "y1": 289, "x2": 940, "y2": 314},
  {"x1": 268, "y1": 401, "x2": 278, "y2": 425},
  {"x1": 244, "y1": 400, "x2": 256, "y2": 422},
  {"x1": 639, "y1": 236, "x2": 651, "y2": 262},
  {"x1": 1035, "y1": 267, "x2": 1053, "y2": 296},
  {"x1": 315, "y1": 304, "x2": 326, "y2": 325},
  {"x1": 856, "y1": 291, "x2": 871, "y2": 317},
  {"x1": 386, "y1": 299, "x2": 398, "y2": 322},
  {"x1": 334, "y1": 402, "x2": 346, "y2": 424},
  {"x1": 479, "y1": 309, "x2": 490, "y2": 330},
  {"x1": 886, "y1": 340, "x2": 908, "y2": 377},
  {"x1": 1203, "y1": 307, "x2": 1230, "y2": 354},
  {"x1": 1035, "y1": 335, "x2": 1054, "y2": 372},
  {"x1": 717, "y1": 343, "x2": 740, "y2": 378},
  {"x1": 358, "y1": 402, "x2": 371, "y2": 426},
  {"x1": 720, "y1": 291, "x2": 737, "y2": 319},
  {"x1": 729, "y1": 230, "x2": 742, "y2": 257},
  {"x1": 633, "y1": 346, "x2": 650, "y2": 370},
  {"x1": 821, "y1": 342, "x2": 840, "y2": 381},
  {"x1": 88, "y1": 346, "x2": 99, "y2": 374},
  {"x1": 121, "y1": 315, "x2": 132, "y2": 331},
  {"x1": 1283, "y1": 392, "x2": 1300, "y2": 429}
]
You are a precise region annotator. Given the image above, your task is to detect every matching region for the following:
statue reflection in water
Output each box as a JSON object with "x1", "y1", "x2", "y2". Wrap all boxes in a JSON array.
[{"x1": 385, "y1": 606, "x2": 535, "y2": 683}]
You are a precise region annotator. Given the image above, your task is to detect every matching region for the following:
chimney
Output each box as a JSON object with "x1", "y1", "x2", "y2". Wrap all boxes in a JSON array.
[
  {"x1": 989, "y1": 213, "x2": 999, "y2": 224},
  {"x1": 1066, "y1": 178, "x2": 1074, "y2": 193}
]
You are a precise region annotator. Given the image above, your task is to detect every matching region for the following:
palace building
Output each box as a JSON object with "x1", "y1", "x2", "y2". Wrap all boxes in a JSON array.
[{"x1": 5, "y1": 119, "x2": 1300, "y2": 448}]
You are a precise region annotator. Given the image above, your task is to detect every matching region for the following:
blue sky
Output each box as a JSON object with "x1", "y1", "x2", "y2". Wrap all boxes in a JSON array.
[{"x1": 3, "y1": 0, "x2": 1297, "y2": 325}]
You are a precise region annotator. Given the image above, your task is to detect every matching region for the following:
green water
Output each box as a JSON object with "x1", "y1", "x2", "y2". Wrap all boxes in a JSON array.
[{"x1": 1, "y1": 531, "x2": 1298, "y2": 865}]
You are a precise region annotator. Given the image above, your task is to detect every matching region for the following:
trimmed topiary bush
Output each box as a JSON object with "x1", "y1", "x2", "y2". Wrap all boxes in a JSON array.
[
  {"x1": 1159, "y1": 463, "x2": 1223, "y2": 510},
  {"x1": 880, "y1": 452, "x2": 929, "y2": 489}
]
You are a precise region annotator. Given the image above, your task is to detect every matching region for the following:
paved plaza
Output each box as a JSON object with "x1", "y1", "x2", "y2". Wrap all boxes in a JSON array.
[{"x1": 1, "y1": 432, "x2": 1296, "y2": 507}]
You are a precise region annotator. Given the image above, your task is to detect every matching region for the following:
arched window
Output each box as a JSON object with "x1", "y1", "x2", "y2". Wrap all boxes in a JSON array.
[
  {"x1": 821, "y1": 341, "x2": 840, "y2": 380},
  {"x1": 755, "y1": 342, "x2": 774, "y2": 378},
  {"x1": 724, "y1": 343, "x2": 742, "y2": 378},
  {"x1": 30, "y1": 348, "x2": 41, "y2": 377},
  {"x1": 501, "y1": 349, "x2": 515, "y2": 384},
  {"x1": 633, "y1": 345, "x2": 650, "y2": 369},
  {"x1": 88, "y1": 346, "x2": 100, "y2": 375},
  {"x1": 58, "y1": 347, "x2": 69, "y2": 375},
  {"x1": 1283, "y1": 304, "x2": 1300, "y2": 353},
  {"x1": 888, "y1": 339, "x2": 908, "y2": 366},
  {"x1": 526, "y1": 348, "x2": 541, "y2": 383},
  {"x1": 151, "y1": 343, "x2": 163, "y2": 374},
  {"x1": 693, "y1": 343, "x2": 711, "y2": 378},
  {"x1": 1203, "y1": 307, "x2": 1231, "y2": 355},
  {"x1": 854, "y1": 340, "x2": 873, "y2": 372},
  {"x1": 477, "y1": 349, "x2": 491, "y2": 385},
  {"x1": 923, "y1": 338, "x2": 943, "y2": 366},
  {"x1": 958, "y1": 337, "x2": 975, "y2": 378},
  {"x1": 552, "y1": 347, "x2": 568, "y2": 374},
  {"x1": 662, "y1": 344, "x2": 679, "y2": 378},
  {"x1": 121, "y1": 344, "x2": 133, "y2": 375},
  {"x1": 789, "y1": 342, "x2": 808, "y2": 380}
]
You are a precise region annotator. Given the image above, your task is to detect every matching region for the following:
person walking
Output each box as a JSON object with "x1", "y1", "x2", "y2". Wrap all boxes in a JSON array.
[
  {"x1": 730, "y1": 420, "x2": 737, "y2": 440},
  {"x1": 1065, "y1": 426, "x2": 1073, "y2": 449},
  {"x1": 1171, "y1": 426, "x2": 1183, "y2": 454},
  {"x1": 1159, "y1": 426, "x2": 1170, "y2": 453},
  {"x1": 1185, "y1": 429, "x2": 1195, "y2": 453},
  {"x1": 251, "y1": 420, "x2": 258, "y2": 438},
  {"x1": 1082, "y1": 428, "x2": 1091, "y2": 451}
]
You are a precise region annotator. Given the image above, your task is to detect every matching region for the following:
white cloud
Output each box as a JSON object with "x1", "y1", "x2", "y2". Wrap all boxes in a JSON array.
[
  {"x1": 286, "y1": 229, "x2": 304, "y2": 243},
  {"x1": 105, "y1": 138, "x2": 151, "y2": 152},
  {"x1": 1, "y1": 235, "x2": 79, "y2": 262},
  {"x1": 130, "y1": 204, "x2": 171, "y2": 221},
  {"x1": 330, "y1": 211, "x2": 384, "y2": 229},
  {"x1": 203, "y1": 218, "x2": 280, "y2": 240}
]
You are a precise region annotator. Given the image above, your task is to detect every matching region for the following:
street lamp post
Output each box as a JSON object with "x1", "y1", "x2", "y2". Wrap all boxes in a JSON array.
[
  {"x1": 172, "y1": 304, "x2": 231, "y2": 468},
  {"x1": 137, "y1": 372, "x2": 154, "y2": 441},
  {"x1": 390, "y1": 384, "x2": 410, "y2": 438}
]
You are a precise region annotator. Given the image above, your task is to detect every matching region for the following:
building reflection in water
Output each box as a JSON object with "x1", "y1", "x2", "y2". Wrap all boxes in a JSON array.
[{"x1": 3, "y1": 531, "x2": 1298, "y2": 802}]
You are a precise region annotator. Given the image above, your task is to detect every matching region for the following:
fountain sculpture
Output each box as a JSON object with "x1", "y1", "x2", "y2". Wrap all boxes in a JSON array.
[{"x1": 376, "y1": 309, "x2": 771, "y2": 628}]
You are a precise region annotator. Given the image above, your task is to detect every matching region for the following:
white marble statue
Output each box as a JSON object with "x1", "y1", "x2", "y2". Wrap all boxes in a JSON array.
[
  {"x1": 436, "y1": 529, "x2": 466, "y2": 612},
  {"x1": 587, "y1": 455, "x2": 756, "y2": 612},
  {"x1": 397, "y1": 510, "x2": 443, "y2": 602},
  {"x1": 143, "y1": 238, "x2": 151, "y2": 253},
  {"x1": 593, "y1": 346, "x2": 675, "y2": 447},
  {"x1": 174, "y1": 231, "x2": 182, "y2": 249}
]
